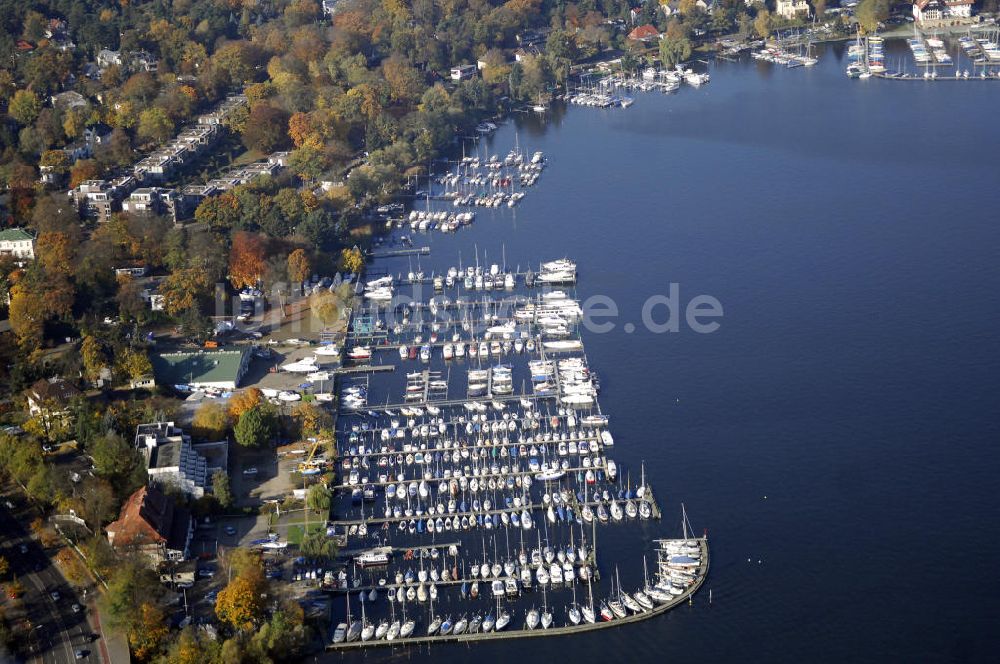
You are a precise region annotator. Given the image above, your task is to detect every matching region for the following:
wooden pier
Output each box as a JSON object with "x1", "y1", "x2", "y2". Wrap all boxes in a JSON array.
[{"x1": 325, "y1": 538, "x2": 708, "y2": 650}]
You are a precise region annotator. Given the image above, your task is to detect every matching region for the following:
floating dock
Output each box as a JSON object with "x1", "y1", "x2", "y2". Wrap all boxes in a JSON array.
[{"x1": 325, "y1": 538, "x2": 707, "y2": 650}]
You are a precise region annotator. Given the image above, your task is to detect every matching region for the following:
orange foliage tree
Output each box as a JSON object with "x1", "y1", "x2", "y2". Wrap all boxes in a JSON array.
[
  {"x1": 228, "y1": 388, "x2": 263, "y2": 420},
  {"x1": 228, "y1": 232, "x2": 266, "y2": 290}
]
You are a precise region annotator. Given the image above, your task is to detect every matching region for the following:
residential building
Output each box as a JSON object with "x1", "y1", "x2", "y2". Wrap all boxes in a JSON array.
[
  {"x1": 122, "y1": 187, "x2": 184, "y2": 222},
  {"x1": 25, "y1": 377, "x2": 80, "y2": 432},
  {"x1": 944, "y1": 0, "x2": 974, "y2": 18},
  {"x1": 450, "y1": 64, "x2": 477, "y2": 81},
  {"x1": 136, "y1": 421, "x2": 227, "y2": 499},
  {"x1": 72, "y1": 180, "x2": 117, "y2": 221},
  {"x1": 106, "y1": 485, "x2": 193, "y2": 563},
  {"x1": 50, "y1": 91, "x2": 88, "y2": 111},
  {"x1": 150, "y1": 348, "x2": 251, "y2": 390},
  {"x1": 96, "y1": 49, "x2": 122, "y2": 68},
  {"x1": 776, "y1": 0, "x2": 810, "y2": 19},
  {"x1": 627, "y1": 24, "x2": 661, "y2": 42},
  {"x1": 0, "y1": 228, "x2": 36, "y2": 260}
]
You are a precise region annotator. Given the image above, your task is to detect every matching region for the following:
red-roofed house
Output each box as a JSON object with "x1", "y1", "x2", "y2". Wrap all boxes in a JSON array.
[
  {"x1": 628, "y1": 24, "x2": 661, "y2": 42},
  {"x1": 105, "y1": 485, "x2": 192, "y2": 563}
]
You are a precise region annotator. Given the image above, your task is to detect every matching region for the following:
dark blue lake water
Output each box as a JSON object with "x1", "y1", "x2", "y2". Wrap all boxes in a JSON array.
[{"x1": 327, "y1": 41, "x2": 1000, "y2": 663}]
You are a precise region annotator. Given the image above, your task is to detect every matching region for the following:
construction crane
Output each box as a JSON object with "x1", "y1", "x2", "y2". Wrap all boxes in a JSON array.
[{"x1": 297, "y1": 438, "x2": 324, "y2": 475}]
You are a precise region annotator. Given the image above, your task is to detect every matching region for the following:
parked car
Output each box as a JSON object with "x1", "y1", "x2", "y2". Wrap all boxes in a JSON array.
[
  {"x1": 197, "y1": 568, "x2": 215, "y2": 578},
  {"x1": 50, "y1": 590, "x2": 60, "y2": 601},
  {"x1": 71, "y1": 603, "x2": 81, "y2": 614},
  {"x1": 224, "y1": 526, "x2": 237, "y2": 536},
  {"x1": 242, "y1": 467, "x2": 258, "y2": 476}
]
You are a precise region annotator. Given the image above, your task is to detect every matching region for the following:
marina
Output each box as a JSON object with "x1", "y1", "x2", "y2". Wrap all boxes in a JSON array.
[{"x1": 320, "y1": 249, "x2": 707, "y2": 649}]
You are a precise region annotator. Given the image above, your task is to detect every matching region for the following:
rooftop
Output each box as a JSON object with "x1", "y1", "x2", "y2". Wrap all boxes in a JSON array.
[
  {"x1": 0, "y1": 228, "x2": 35, "y2": 243},
  {"x1": 151, "y1": 348, "x2": 249, "y2": 387}
]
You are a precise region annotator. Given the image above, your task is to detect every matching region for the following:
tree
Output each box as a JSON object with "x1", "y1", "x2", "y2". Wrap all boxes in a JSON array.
[
  {"x1": 36, "y1": 231, "x2": 76, "y2": 277},
  {"x1": 137, "y1": 107, "x2": 174, "y2": 145},
  {"x1": 306, "y1": 483, "x2": 331, "y2": 512},
  {"x1": 212, "y1": 469, "x2": 233, "y2": 509},
  {"x1": 215, "y1": 573, "x2": 266, "y2": 631},
  {"x1": 54, "y1": 548, "x2": 88, "y2": 586},
  {"x1": 856, "y1": 0, "x2": 889, "y2": 34},
  {"x1": 234, "y1": 405, "x2": 276, "y2": 448},
  {"x1": 116, "y1": 348, "x2": 152, "y2": 381},
  {"x1": 812, "y1": 0, "x2": 827, "y2": 18},
  {"x1": 339, "y1": 246, "x2": 364, "y2": 274},
  {"x1": 8, "y1": 283, "x2": 45, "y2": 348},
  {"x1": 659, "y1": 33, "x2": 692, "y2": 68},
  {"x1": 754, "y1": 9, "x2": 772, "y2": 39},
  {"x1": 8, "y1": 90, "x2": 41, "y2": 125},
  {"x1": 300, "y1": 531, "x2": 338, "y2": 559},
  {"x1": 129, "y1": 602, "x2": 169, "y2": 661},
  {"x1": 228, "y1": 388, "x2": 263, "y2": 420},
  {"x1": 40, "y1": 150, "x2": 70, "y2": 176},
  {"x1": 69, "y1": 159, "x2": 100, "y2": 189},
  {"x1": 293, "y1": 403, "x2": 331, "y2": 438},
  {"x1": 81, "y1": 336, "x2": 108, "y2": 382},
  {"x1": 0, "y1": 556, "x2": 8, "y2": 579},
  {"x1": 287, "y1": 249, "x2": 311, "y2": 293},
  {"x1": 310, "y1": 290, "x2": 341, "y2": 325},
  {"x1": 287, "y1": 112, "x2": 315, "y2": 148},
  {"x1": 229, "y1": 232, "x2": 266, "y2": 289},
  {"x1": 193, "y1": 402, "x2": 229, "y2": 440},
  {"x1": 159, "y1": 266, "x2": 212, "y2": 316},
  {"x1": 90, "y1": 432, "x2": 146, "y2": 492},
  {"x1": 241, "y1": 104, "x2": 291, "y2": 153}
]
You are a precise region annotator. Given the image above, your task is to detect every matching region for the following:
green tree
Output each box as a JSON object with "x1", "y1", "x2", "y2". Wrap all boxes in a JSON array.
[
  {"x1": 234, "y1": 405, "x2": 276, "y2": 448},
  {"x1": 300, "y1": 531, "x2": 337, "y2": 559},
  {"x1": 856, "y1": 0, "x2": 889, "y2": 34},
  {"x1": 212, "y1": 469, "x2": 233, "y2": 509},
  {"x1": 659, "y1": 33, "x2": 692, "y2": 68},
  {"x1": 306, "y1": 483, "x2": 331, "y2": 512},
  {"x1": 8, "y1": 90, "x2": 42, "y2": 125}
]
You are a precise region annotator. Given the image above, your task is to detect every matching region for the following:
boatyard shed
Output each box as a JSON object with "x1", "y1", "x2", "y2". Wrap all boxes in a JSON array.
[{"x1": 151, "y1": 348, "x2": 250, "y2": 390}]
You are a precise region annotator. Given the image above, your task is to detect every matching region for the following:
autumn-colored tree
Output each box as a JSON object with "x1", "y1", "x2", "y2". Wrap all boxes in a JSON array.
[
  {"x1": 241, "y1": 104, "x2": 291, "y2": 153},
  {"x1": 8, "y1": 89, "x2": 42, "y2": 125},
  {"x1": 159, "y1": 266, "x2": 211, "y2": 316},
  {"x1": 36, "y1": 231, "x2": 76, "y2": 277},
  {"x1": 215, "y1": 573, "x2": 266, "y2": 631},
  {"x1": 192, "y1": 402, "x2": 230, "y2": 440},
  {"x1": 292, "y1": 403, "x2": 332, "y2": 438},
  {"x1": 228, "y1": 388, "x2": 263, "y2": 419},
  {"x1": 116, "y1": 348, "x2": 152, "y2": 381},
  {"x1": 129, "y1": 602, "x2": 169, "y2": 661},
  {"x1": 54, "y1": 548, "x2": 88, "y2": 585},
  {"x1": 383, "y1": 56, "x2": 425, "y2": 105},
  {"x1": 287, "y1": 248, "x2": 311, "y2": 292},
  {"x1": 40, "y1": 149, "x2": 70, "y2": 175},
  {"x1": 0, "y1": 555, "x2": 9, "y2": 579},
  {"x1": 339, "y1": 246, "x2": 364, "y2": 274},
  {"x1": 137, "y1": 107, "x2": 174, "y2": 145},
  {"x1": 194, "y1": 191, "x2": 241, "y2": 231},
  {"x1": 69, "y1": 159, "x2": 100, "y2": 189},
  {"x1": 81, "y1": 335, "x2": 108, "y2": 382},
  {"x1": 8, "y1": 283, "x2": 44, "y2": 347},
  {"x1": 229, "y1": 232, "x2": 266, "y2": 289},
  {"x1": 287, "y1": 112, "x2": 316, "y2": 148},
  {"x1": 310, "y1": 289, "x2": 341, "y2": 325},
  {"x1": 754, "y1": 9, "x2": 772, "y2": 39}
]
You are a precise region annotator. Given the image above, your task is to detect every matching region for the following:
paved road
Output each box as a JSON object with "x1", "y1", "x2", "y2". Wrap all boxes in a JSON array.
[{"x1": 0, "y1": 500, "x2": 100, "y2": 663}]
